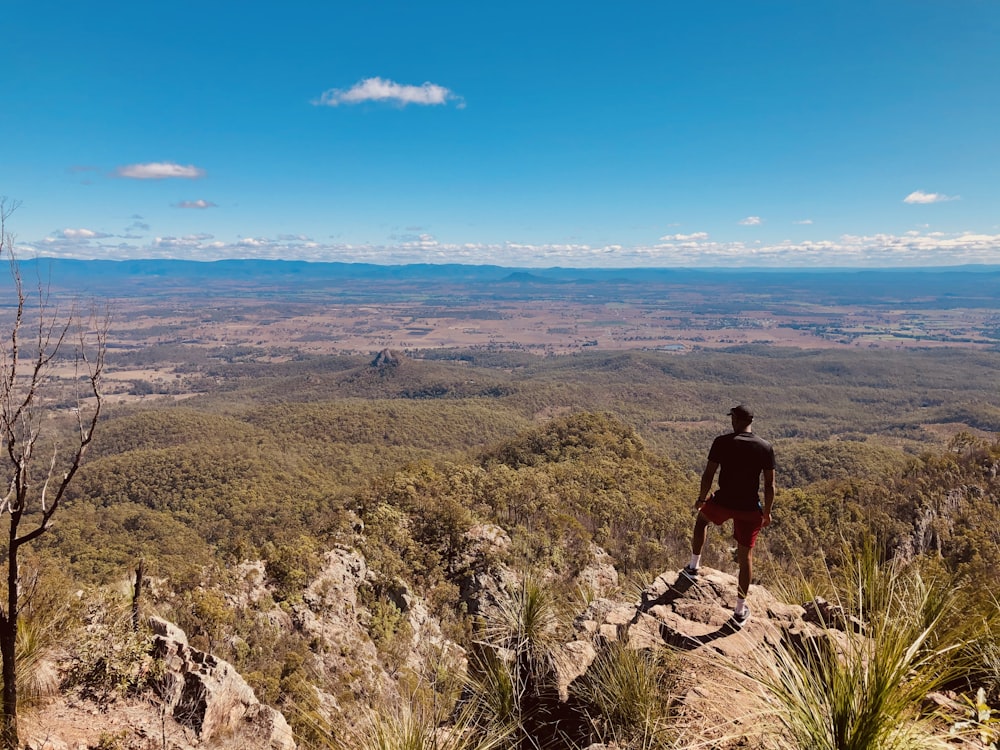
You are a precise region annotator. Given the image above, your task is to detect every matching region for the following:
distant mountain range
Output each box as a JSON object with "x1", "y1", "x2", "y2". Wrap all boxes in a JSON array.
[{"x1": 3, "y1": 258, "x2": 999, "y2": 308}]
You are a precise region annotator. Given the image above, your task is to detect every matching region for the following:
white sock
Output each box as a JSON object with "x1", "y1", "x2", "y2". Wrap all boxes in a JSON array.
[
  {"x1": 688, "y1": 554, "x2": 701, "y2": 569},
  {"x1": 735, "y1": 597, "x2": 747, "y2": 615}
]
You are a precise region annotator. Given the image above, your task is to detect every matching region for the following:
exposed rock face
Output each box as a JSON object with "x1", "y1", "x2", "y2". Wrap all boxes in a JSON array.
[
  {"x1": 290, "y1": 547, "x2": 396, "y2": 710},
  {"x1": 572, "y1": 566, "x2": 819, "y2": 658},
  {"x1": 553, "y1": 566, "x2": 849, "y2": 748},
  {"x1": 454, "y1": 523, "x2": 518, "y2": 617},
  {"x1": 574, "y1": 544, "x2": 619, "y2": 598},
  {"x1": 370, "y1": 348, "x2": 401, "y2": 369},
  {"x1": 802, "y1": 595, "x2": 865, "y2": 633},
  {"x1": 149, "y1": 617, "x2": 296, "y2": 750}
]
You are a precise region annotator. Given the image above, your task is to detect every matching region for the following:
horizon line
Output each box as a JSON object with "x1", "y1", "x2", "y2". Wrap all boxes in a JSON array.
[{"x1": 17, "y1": 256, "x2": 1000, "y2": 273}]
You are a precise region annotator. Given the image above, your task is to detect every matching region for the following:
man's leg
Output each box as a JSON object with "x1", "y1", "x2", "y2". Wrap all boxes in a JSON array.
[
  {"x1": 683, "y1": 514, "x2": 710, "y2": 577},
  {"x1": 736, "y1": 543, "x2": 752, "y2": 615},
  {"x1": 692, "y1": 514, "x2": 709, "y2": 556}
]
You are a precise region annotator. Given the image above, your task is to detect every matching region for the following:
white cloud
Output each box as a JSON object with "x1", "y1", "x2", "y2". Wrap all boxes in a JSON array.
[
  {"x1": 236, "y1": 237, "x2": 268, "y2": 248},
  {"x1": 116, "y1": 162, "x2": 206, "y2": 179},
  {"x1": 660, "y1": 232, "x2": 709, "y2": 241},
  {"x1": 794, "y1": 219, "x2": 813, "y2": 225},
  {"x1": 903, "y1": 190, "x2": 959, "y2": 204},
  {"x1": 19, "y1": 228, "x2": 1000, "y2": 268},
  {"x1": 152, "y1": 234, "x2": 215, "y2": 250},
  {"x1": 60, "y1": 228, "x2": 100, "y2": 239},
  {"x1": 176, "y1": 199, "x2": 217, "y2": 209},
  {"x1": 739, "y1": 216, "x2": 762, "y2": 226},
  {"x1": 313, "y1": 77, "x2": 462, "y2": 107}
]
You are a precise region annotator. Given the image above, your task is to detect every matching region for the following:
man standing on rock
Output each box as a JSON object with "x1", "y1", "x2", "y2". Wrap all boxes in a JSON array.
[{"x1": 681, "y1": 404, "x2": 775, "y2": 628}]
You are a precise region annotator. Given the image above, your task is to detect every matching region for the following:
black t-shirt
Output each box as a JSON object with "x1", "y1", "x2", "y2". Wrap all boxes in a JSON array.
[{"x1": 708, "y1": 431, "x2": 776, "y2": 512}]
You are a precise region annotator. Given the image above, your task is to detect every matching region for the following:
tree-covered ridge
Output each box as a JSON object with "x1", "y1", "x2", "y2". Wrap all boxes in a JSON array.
[
  {"x1": 355, "y1": 413, "x2": 690, "y2": 596},
  {"x1": 47, "y1": 347, "x2": 1000, "y2": 584},
  {"x1": 19, "y1": 346, "x2": 1000, "y2": 749}
]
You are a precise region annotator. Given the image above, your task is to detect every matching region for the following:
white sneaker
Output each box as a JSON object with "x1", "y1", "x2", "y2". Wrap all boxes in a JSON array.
[{"x1": 731, "y1": 606, "x2": 751, "y2": 629}]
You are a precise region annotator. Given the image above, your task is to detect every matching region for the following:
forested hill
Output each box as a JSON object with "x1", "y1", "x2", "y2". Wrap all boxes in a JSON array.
[
  {"x1": 8, "y1": 257, "x2": 1000, "y2": 307},
  {"x1": 49, "y1": 346, "x2": 1000, "y2": 586},
  {"x1": 22, "y1": 345, "x2": 1000, "y2": 747}
]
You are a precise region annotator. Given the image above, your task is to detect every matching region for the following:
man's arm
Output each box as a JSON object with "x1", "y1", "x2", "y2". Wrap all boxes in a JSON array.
[
  {"x1": 761, "y1": 467, "x2": 775, "y2": 526},
  {"x1": 697, "y1": 460, "x2": 719, "y2": 507}
]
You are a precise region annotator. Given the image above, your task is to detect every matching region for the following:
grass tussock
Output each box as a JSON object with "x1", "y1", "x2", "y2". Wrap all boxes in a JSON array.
[
  {"x1": 966, "y1": 594, "x2": 1000, "y2": 706},
  {"x1": 15, "y1": 615, "x2": 60, "y2": 708},
  {"x1": 327, "y1": 702, "x2": 513, "y2": 750},
  {"x1": 571, "y1": 640, "x2": 680, "y2": 749},
  {"x1": 749, "y1": 539, "x2": 972, "y2": 750}
]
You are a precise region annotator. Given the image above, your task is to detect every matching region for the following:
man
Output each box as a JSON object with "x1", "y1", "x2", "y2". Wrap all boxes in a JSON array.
[{"x1": 681, "y1": 404, "x2": 775, "y2": 628}]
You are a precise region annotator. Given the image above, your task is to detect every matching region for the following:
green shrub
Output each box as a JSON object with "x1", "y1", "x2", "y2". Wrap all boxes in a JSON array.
[{"x1": 63, "y1": 593, "x2": 155, "y2": 704}]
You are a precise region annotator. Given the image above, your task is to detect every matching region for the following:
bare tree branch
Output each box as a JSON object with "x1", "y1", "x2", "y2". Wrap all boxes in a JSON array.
[{"x1": 0, "y1": 197, "x2": 107, "y2": 748}]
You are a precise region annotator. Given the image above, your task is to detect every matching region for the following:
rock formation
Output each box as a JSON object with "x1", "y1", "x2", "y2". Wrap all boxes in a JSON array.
[
  {"x1": 552, "y1": 566, "x2": 851, "y2": 748},
  {"x1": 370, "y1": 348, "x2": 401, "y2": 369},
  {"x1": 150, "y1": 617, "x2": 296, "y2": 750}
]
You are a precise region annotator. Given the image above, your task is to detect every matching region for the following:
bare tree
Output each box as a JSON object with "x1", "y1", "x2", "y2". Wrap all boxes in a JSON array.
[{"x1": 0, "y1": 199, "x2": 106, "y2": 748}]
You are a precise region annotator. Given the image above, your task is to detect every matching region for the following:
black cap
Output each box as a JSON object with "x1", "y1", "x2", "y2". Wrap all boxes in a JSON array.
[{"x1": 727, "y1": 404, "x2": 754, "y2": 421}]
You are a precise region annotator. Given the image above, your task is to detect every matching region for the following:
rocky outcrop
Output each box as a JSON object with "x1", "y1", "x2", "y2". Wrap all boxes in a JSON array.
[
  {"x1": 570, "y1": 566, "x2": 845, "y2": 660},
  {"x1": 574, "y1": 544, "x2": 619, "y2": 599},
  {"x1": 454, "y1": 523, "x2": 518, "y2": 617},
  {"x1": 549, "y1": 566, "x2": 853, "y2": 748},
  {"x1": 371, "y1": 348, "x2": 402, "y2": 369},
  {"x1": 149, "y1": 617, "x2": 296, "y2": 750},
  {"x1": 289, "y1": 547, "x2": 400, "y2": 710}
]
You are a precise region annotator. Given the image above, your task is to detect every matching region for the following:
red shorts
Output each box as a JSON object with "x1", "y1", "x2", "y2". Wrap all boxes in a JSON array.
[{"x1": 699, "y1": 497, "x2": 764, "y2": 548}]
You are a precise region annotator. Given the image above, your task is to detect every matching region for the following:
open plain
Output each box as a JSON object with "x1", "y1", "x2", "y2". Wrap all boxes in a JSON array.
[{"x1": 4, "y1": 260, "x2": 998, "y2": 405}]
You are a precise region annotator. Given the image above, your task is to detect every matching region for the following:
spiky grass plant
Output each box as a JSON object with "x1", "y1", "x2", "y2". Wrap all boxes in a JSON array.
[
  {"x1": 3, "y1": 559, "x2": 82, "y2": 709},
  {"x1": 484, "y1": 576, "x2": 561, "y2": 667},
  {"x1": 966, "y1": 594, "x2": 1000, "y2": 706},
  {"x1": 750, "y1": 540, "x2": 967, "y2": 750},
  {"x1": 571, "y1": 641, "x2": 679, "y2": 749},
  {"x1": 328, "y1": 701, "x2": 513, "y2": 750},
  {"x1": 14, "y1": 614, "x2": 58, "y2": 708},
  {"x1": 461, "y1": 646, "x2": 523, "y2": 737},
  {"x1": 461, "y1": 576, "x2": 565, "y2": 749}
]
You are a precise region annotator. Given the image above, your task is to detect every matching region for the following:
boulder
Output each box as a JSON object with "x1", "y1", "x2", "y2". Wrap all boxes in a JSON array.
[
  {"x1": 573, "y1": 544, "x2": 619, "y2": 599},
  {"x1": 150, "y1": 616, "x2": 295, "y2": 750},
  {"x1": 454, "y1": 523, "x2": 518, "y2": 617}
]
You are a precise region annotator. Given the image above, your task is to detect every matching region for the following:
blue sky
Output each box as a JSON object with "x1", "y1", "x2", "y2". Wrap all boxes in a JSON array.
[{"x1": 3, "y1": 1, "x2": 999, "y2": 267}]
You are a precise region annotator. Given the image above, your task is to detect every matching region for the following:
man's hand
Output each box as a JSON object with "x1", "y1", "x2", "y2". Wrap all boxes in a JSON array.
[{"x1": 761, "y1": 511, "x2": 772, "y2": 528}]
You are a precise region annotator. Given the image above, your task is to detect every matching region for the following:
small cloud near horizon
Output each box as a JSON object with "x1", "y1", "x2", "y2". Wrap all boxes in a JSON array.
[
  {"x1": 313, "y1": 77, "x2": 463, "y2": 108},
  {"x1": 660, "y1": 232, "x2": 709, "y2": 241},
  {"x1": 176, "y1": 199, "x2": 217, "y2": 209},
  {"x1": 18, "y1": 225, "x2": 1000, "y2": 268},
  {"x1": 904, "y1": 190, "x2": 959, "y2": 204},
  {"x1": 59, "y1": 228, "x2": 109, "y2": 239},
  {"x1": 739, "y1": 216, "x2": 762, "y2": 226},
  {"x1": 794, "y1": 219, "x2": 814, "y2": 225},
  {"x1": 117, "y1": 162, "x2": 206, "y2": 179}
]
